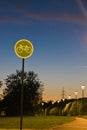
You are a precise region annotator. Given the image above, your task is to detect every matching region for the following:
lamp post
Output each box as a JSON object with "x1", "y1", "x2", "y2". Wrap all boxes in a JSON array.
[
  {"x1": 74, "y1": 91, "x2": 78, "y2": 99},
  {"x1": 68, "y1": 95, "x2": 71, "y2": 99},
  {"x1": 74, "y1": 91, "x2": 78, "y2": 115},
  {"x1": 42, "y1": 102, "x2": 46, "y2": 116},
  {"x1": 81, "y1": 86, "x2": 85, "y2": 110},
  {"x1": 81, "y1": 86, "x2": 85, "y2": 98}
]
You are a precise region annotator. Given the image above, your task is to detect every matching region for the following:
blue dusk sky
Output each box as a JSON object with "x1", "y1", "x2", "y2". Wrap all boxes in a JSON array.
[{"x1": 0, "y1": 0, "x2": 87, "y2": 101}]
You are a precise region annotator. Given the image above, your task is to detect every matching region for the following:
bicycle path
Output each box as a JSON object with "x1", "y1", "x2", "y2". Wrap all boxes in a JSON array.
[{"x1": 52, "y1": 117, "x2": 87, "y2": 130}]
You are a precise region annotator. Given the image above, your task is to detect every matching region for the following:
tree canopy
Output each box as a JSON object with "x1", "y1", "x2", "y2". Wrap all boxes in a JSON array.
[{"x1": 2, "y1": 70, "x2": 43, "y2": 116}]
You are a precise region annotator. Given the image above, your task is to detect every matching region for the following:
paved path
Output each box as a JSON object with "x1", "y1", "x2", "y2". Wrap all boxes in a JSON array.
[{"x1": 52, "y1": 117, "x2": 87, "y2": 130}]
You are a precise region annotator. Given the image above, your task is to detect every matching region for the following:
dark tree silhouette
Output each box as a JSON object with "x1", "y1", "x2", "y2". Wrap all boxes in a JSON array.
[{"x1": 2, "y1": 70, "x2": 43, "y2": 116}]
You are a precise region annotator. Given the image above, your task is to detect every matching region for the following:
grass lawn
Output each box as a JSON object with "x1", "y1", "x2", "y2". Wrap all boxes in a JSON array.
[{"x1": 0, "y1": 116, "x2": 75, "y2": 129}]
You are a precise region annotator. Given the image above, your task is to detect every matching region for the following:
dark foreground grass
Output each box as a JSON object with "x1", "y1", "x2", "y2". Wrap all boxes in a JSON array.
[{"x1": 0, "y1": 116, "x2": 75, "y2": 129}]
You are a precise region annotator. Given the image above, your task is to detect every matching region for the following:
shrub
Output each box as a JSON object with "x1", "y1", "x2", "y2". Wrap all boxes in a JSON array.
[
  {"x1": 49, "y1": 107, "x2": 59, "y2": 116},
  {"x1": 62, "y1": 102, "x2": 72, "y2": 116}
]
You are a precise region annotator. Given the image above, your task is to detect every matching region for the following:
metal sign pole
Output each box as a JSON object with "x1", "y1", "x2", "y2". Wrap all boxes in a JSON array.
[
  {"x1": 20, "y1": 58, "x2": 24, "y2": 130},
  {"x1": 14, "y1": 39, "x2": 34, "y2": 130}
]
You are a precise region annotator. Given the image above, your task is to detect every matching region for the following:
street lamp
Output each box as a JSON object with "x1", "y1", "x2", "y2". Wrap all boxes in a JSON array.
[
  {"x1": 68, "y1": 95, "x2": 71, "y2": 99},
  {"x1": 42, "y1": 102, "x2": 46, "y2": 116},
  {"x1": 57, "y1": 100, "x2": 60, "y2": 103},
  {"x1": 74, "y1": 91, "x2": 78, "y2": 115},
  {"x1": 81, "y1": 86, "x2": 85, "y2": 98},
  {"x1": 74, "y1": 91, "x2": 78, "y2": 99}
]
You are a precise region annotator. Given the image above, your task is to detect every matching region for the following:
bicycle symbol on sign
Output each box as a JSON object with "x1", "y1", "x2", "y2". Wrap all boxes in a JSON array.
[{"x1": 16, "y1": 44, "x2": 31, "y2": 54}]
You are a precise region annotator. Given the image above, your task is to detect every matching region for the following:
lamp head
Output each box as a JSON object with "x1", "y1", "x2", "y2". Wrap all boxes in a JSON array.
[
  {"x1": 81, "y1": 86, "x2": 85, "y2": 90},
  {"x1": 74, "y1": 91, "x2": 78, "y2": 95}
]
